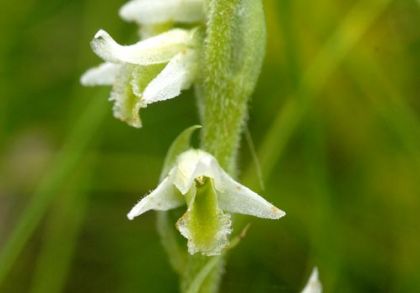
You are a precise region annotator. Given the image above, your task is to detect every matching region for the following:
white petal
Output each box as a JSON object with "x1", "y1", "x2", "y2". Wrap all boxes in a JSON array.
[
  {"x1": 127, "y1": 177, "x2": 184, "y2": 220},
  {"x1": 142, "y1": 49, "x2": 197, "y2": 104},
  {"x1": 169, "y1": 149, "x2": 221, "y2": 195},
  {"x1": 91, "y1": 29, "x2": 192, "y2": 65},
  {"x1": 119, "y1": 0, "x2": 204, "y2": 25},
  {"x1": 80, "y1": 62, "x2": 120, "y2": 86},
  {"x1": 215, "y1": 170, "x2": 285, "y2": 219},
  {"x1": 302, "y1": 268, "x2": 322, "y2": 293}
]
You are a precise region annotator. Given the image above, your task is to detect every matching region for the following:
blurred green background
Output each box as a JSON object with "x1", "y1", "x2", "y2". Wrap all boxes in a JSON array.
[{"x1": 0, "y1": 0, "x2": 419, "y2": 292}]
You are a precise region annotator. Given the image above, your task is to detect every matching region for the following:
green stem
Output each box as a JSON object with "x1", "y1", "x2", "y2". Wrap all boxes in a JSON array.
[
  {"x1": 183, "y1": 0, "x2": 266, "y2": 291},
  {"x1": 201, "y1": 0, "x2": 266, "y2": 173},
  {"x1": 201, "y1": 0, "x2": 241, "y2": 172},
  {"x1": 184, "y1": 0, "x2": 239, "y2": 291}
]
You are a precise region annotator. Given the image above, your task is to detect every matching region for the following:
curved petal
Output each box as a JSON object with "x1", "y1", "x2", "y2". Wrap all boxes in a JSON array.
[
  {"x1": 119, "y1": 0, "x2": 204, "y2": 25},
  {"x1": 216, "y1": 170, "x2": 286, "y2": 219},
  {"x1": 91, "y1": 29, "x2": 192, "y2": 65},
  {"x1": 127, "y1": 177, "x2": 184, "y2": 220},
  {"x1": 142, "y1": 49, "x2": 197, "y2": 104},
  {"x1": 80, "y1": 62, "x2": 120, "y2": 86}
]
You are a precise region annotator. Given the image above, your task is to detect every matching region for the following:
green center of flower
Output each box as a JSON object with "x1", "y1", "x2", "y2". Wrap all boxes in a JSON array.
[{"x1": 177, "y1": 176, "x2": 231, "y2": 255}]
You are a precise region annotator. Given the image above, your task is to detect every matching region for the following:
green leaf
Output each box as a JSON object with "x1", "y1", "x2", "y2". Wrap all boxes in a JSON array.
[{"x1": 160, "y1": 125, "x2": 202, "y2": 180}]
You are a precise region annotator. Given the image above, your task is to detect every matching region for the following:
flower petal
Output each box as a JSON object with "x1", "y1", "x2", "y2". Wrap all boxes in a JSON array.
[
  {"x1": 142, "y1": 49, "x2": 197, "y2": 104},
  {"x1": 216, "y1": 170, "x2": 285, "y2": 219},
  {"x1": 110, "y1": 64, "x2": 143, "y2": 128},
  {"x1": 127, "y1": 177, "x2": 184, "y2": 220},
  {"x1": 119, "y1": 0, "x2": 204, "y2": 25},
  {"x1": 80, "y1": 62, "x2": 120, "y2": 86},
  {"x1": 91, "y1": 29, "x2": 192, "y2": 65},
  {"x1": 302, "y1": 268, "x2": 322, "y2": 293},
  {"x1": 176, "y1": 178, "x2": 231, "y2": 255},
  {"x1": 169, "y1": 149, "x2": 221, "y2": 195}
]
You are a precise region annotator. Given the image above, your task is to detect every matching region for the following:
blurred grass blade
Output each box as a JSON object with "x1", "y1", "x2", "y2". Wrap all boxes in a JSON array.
[
  {"x1": 243, "y1": 0, "x2": 393, "y2": 187},
  {"x1": 244, "y1": 127, "x2": 265, "y2": 191},
  {"x1": 345, "y1": 50, "x2": 420, "y2": 166},
  {"x1": 30, "y1": 162, "x2": 93, "y2": 293},
  {"x1": 0, "y1": 90, "x2": 108, "y2": 285}
]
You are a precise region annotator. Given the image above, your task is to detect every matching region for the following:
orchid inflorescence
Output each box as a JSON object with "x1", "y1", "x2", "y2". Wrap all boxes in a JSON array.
[
  {"x1": 79, "y1": 0, "x2": 325, "y2": 291},
  {"x1": 81, "y1": 0, "x2": 286, "y2": 257}
]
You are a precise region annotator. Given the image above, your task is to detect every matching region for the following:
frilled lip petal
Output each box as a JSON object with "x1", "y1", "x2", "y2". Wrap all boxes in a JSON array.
[
  {"x1": 119, "y1": 0, "x2": 204, "y2": 25},
  {"x1": 127, "y1": 177, "x2": 184, "y2": 220},
  {"x1": 91, "y1": 29, "x2": 192, "y2": 65},
  {"x1": 109, "y1": 64, "x2": 144, "y2": 128},
  {"x1": 142, "y1": 49, "x2": 197, "y2": 104},
  {"x1": 176, "y1": 178, "x2": 232, "y2": 256},
  {"x1": 80, "y1": 62, "x2": 121, "y2": 86}
]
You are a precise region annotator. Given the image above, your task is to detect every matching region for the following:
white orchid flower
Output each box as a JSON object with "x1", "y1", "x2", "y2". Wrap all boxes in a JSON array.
[
  {"x1": 81, "y1": 28, "x2": 198, "y2": 128},
  {"x1": 119, "y1": 0, "x2": 205, "y2": 25},
  {"x1": 128, "y1": 149, "x2": 285, "y2": 256},
  {"x1": 302, "y1": 268, "x2": 322, "y2": 293}
]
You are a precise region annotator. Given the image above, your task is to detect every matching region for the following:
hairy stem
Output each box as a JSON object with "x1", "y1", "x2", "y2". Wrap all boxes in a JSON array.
[
  {"x1": 183, "y1": 0, "x2": 266, "y2": 291},
  {"x1": 201, "y1": 0, "x2": 240, "y2": 172}
]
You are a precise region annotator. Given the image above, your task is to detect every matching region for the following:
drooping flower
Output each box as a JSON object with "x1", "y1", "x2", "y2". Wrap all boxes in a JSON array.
[
  {"x1": 81, "y1": 28, "x2": 198, "y2": 128},
  {"x1": 127, "y1": 149, "x2": 285, "y2": 256},
  {"x1": 301, "y1": 268, "x2": 322, "y2": 293}
]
